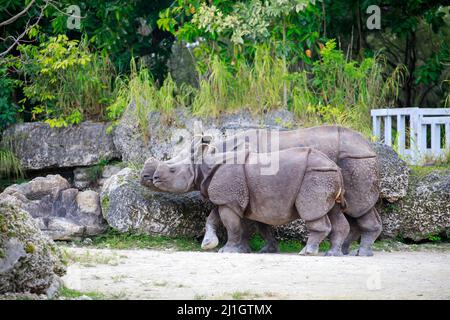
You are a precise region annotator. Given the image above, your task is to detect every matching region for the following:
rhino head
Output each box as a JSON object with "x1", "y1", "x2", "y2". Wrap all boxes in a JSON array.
[
  {"x1": 140, "y1": 134, "x2": 213, "y2": 191},
  {"x1": 152, "y1": 158, "x2": 196, "y2": 193}
]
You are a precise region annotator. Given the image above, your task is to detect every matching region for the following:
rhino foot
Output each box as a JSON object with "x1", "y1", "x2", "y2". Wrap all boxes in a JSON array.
[
  {"x1": 259, "y1": 244, "x2": 279, "y2": 254},
  {"x1": 218, "y1": 244, "x2": 251, "y2": 254},
  {"x1": 352, "y1": 247, "x2": 374, "y2": 257},
  {"x1": 299, "y1": 245, "x2": 319, "y2": 256},
  {"x1": 325, "y1": 248, "x2": 344, "y2": 257},
  {"x1": 201, "y1": 234, "x2": 219, "y2": 250}
]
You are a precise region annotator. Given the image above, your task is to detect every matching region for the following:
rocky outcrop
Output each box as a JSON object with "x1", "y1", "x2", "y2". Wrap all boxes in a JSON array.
[
  {"x1": 379, "y1": 169, "x2": 450, "y2": 241},
  {"x1": 1, "y1": 175, "x2": 107, "y2": 240},
  {"x1": 3, "y1": 121, "x2": 120, "y2": 170},
  {"x1": 371, "y1": 142, "x2": 410, "y2": 202},
  {"x1": 101, "y1": 168, "x2": 214, "y2": 237},
  {"x1": 113, "y1": 102, "x2": 294, "y2": 163},
  {"x1": 0, "y1": 199, "x2": 66, "y2": 296}
]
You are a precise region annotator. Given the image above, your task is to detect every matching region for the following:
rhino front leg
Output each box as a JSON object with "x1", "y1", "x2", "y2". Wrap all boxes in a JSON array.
[
  {"x1": 299, "y1": 215, "x2": 332, "y2": 256},
  {"x1": 218, "y1": 206, "x2": 251, "y2": 253},
  {"x1": 325, "y1": 205, "x2": 350, "y2": 256},
  {"x1": 201, "y1": 208, "x2": 221, "y2": 250}
]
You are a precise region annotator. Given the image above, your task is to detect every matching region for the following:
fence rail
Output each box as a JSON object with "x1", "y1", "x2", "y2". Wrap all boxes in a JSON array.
[{"x1": 371, "y1": 108, "x2": 450, "y2": 164}]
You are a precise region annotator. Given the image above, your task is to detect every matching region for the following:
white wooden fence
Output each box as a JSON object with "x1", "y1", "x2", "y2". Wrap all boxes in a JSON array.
[{"x1": 371, "y1": 108, "x2": 450, "y2": 164}]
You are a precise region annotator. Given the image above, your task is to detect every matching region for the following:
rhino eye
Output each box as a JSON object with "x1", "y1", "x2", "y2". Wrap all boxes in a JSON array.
[{"x1": 169, "y1": 167, "x2": 176, "y2": 173}]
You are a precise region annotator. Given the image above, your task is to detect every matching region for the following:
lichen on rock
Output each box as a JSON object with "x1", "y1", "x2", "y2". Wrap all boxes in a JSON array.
[{"x1": 0, "y1": 199, "x2": 66, "y2": 296}]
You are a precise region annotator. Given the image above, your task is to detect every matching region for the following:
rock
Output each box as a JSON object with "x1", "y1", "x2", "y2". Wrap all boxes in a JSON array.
[
  {"x1": 113, "y1": 103, "x2": 295, "y2": 164},
  {"x1": 378, "y1": 169, "x2": 450, "y2": 241},
  {"x1": 371, "y1": 142, "x2": 410, "y2": 202},
  {"x1": 1, "y1": 175, "x2": 107, "y2": 240},
  {"x1": 3, "y1": 121, "x2": 120, "y2": 170},
  {"x1": 0, "y1": 199, "x2": 66, "y2": 296},
  {"x1": 274, "y1": 220, "x2": 308, "y2": 242},
  {"x1": 97, "y1": 164, "x2": 122, "y2": 188},
  {"x1": 101, "y1": 168, "x2": 214, "y2": 237},
  {"x1": 73, "y1": 167, "x2": 92, "y2": 190}
]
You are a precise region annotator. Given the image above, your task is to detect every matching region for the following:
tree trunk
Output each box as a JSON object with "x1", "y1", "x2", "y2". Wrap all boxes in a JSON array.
[{"x1": 404, "y1": 32, "x2": 417, "y2": 107}]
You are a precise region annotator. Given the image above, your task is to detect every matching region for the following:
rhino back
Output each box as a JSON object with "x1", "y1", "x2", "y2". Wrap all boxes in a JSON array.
[{"x1": 212, "y1": 126, "x2": 376, "y2": 162}]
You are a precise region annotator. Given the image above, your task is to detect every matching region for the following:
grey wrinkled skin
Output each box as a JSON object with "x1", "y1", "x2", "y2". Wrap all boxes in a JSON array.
[
  {"x1": 153, "y1": 145, "x2": 348, "y2": 255},
  {"x1": 141, "y1": 125, "x2": 382, "y2": 256}
]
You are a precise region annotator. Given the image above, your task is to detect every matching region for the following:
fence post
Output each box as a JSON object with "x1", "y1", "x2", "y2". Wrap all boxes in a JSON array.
[{"x1": 397, "y1": 115, "x2": 405, "y2": 155}]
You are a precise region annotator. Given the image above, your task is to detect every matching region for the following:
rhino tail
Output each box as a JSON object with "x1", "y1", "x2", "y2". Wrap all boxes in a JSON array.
[{"x1": 335, "y1": 168, "x2": 347, "y2": 210}]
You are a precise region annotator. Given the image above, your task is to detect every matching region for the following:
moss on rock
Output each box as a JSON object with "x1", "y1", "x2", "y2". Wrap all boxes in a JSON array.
[{"x1": 0, "y1": 199, "x2": 66, "y2": 296}]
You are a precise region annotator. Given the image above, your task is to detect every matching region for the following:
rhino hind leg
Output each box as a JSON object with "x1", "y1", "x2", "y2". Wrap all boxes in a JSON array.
[
  {"x1": 325, "y1": 205, "x2": 350, "y2": 256},
  {"x1": 217, "y1": 206, "x2": 251, "y2": 254},
  {"x1": 256, "y1": 223, "x2": 279, "y2": 253},
  {"x1": 299, "y1": 215, "x2": 332, "y2": 255},
  {"x1": 352, "y1": 207, "x2": 382, "y2": 256},
  {"x1": 341, "y1": 216, "x2": 361, "y2": 255}
]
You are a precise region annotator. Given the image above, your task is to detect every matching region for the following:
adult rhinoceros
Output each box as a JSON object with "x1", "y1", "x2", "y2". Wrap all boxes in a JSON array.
[{"x1": 140, "y1": 125, "x2": 381, "y2": 256}]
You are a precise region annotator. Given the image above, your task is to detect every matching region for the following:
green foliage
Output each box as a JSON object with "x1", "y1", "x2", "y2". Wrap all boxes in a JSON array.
[
  {"x1": 12, "y1": 35, "x2": 117, "y2": 127},
  {"x1": 0, "y1": 66, "x2": 19, "y2": 131},
  {"x1": 249, "y1": 234, "x2": 331, "y2": 253},
  {"x1": 50, "y1": 1, "x2": 174, "y2": 78},
  {"x1": 0, "y1": 148, "x2": 23, "y2": 180},
  {"x1": 291, "y1": 40, "x2": 404, "y2": 135},
  {"x1": 428, "y1": 234, "x2": 442, "y2": 243}
]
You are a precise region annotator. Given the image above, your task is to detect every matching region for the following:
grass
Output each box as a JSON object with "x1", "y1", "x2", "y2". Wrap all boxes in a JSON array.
[
  {"x1": 231, "y1": 291, "x2": 258, "y2": 300},
  {"x1": 61, "y1": 248, "x2": 122, "y2": 267},
  {"x1": 57, "y1": 286, "x2": 106, "y2": 300},
  {"x1": 249, "y1": 234, "x2": 331, "y2": 253},
  {"x1": 86, "y1": 228, "x2": 203, "y2": 251},
  {"x1": 409, "y1": 164, "x2": 450, "y2": 178},
  {"x1": 0, "y1": 147, "x2": 23, "y2": 180}
]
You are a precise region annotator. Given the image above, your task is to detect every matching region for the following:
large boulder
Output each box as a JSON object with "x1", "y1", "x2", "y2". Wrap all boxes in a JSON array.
[
  {"x1": 0, "y1": 198, "x2": 66, "y2": 296},
  {"x1": 100, "y1": 168, "x2": 214, "y2": 237},
  {"x1": 1, "y1": 175, "x2": 107, "y2": 240},
  {"x1": 371, "y1": 142, "x2": 410, "y2": 202},
  {"x1": 379, "y1": 169, "x2": 450, "y2": 241},
  {"x1": 113, "y1": 103, "x2": 294, "y2": 163},
  {"x1": 3, "y1": 121, "x2": 120, "y2": 170}
]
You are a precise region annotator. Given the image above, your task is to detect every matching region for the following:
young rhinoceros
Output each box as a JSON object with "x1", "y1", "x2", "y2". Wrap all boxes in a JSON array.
[{"x1": 152, "y1": 145, "x2": 347, "y2": 255}]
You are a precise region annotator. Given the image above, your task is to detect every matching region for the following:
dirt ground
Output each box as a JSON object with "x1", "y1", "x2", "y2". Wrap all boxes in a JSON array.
[{"x1": 61, "y1": 247, "x2": 450, "y2": 300}]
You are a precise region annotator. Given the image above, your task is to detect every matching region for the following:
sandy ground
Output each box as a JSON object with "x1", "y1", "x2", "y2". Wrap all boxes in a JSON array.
[{"x1": 62, "y1": 247, "x2": 450, "y2": 300}]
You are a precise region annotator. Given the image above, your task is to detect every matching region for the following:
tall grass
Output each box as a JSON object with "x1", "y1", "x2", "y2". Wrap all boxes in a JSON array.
[
  {"x1": 192, "y1": 46, "x2": 285, "y2": 116},
  {"x1": 108, "y1": 42, "x2": 404, "y2": 138},
  {"x1": 0, "y1": 147, "x2": 23, "y2": 179}
]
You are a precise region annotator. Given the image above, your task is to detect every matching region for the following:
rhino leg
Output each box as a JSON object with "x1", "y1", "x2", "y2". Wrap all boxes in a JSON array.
[
  {"x1": 256, "y1": 223, "x2": 279, "y2": 253},
  {"x1": 325, "y1": 205, "x2": 350, "y2": 256},
  {"x1": 201, "y1": 208, "x2": 221, "y2": 250},
  {"x1": 299, "y1": 215, "x2": 332, "y2": 256},
  {"x1": 218, "y1": 206, "x2": 251, "y2": 253},
  {"x1": 352, "y1": 207, "x2": 382, "y2": 256},
  {"x1": 342, "y1": 216, "x2": 361, "y2": 255},
  {"x1": 338, "y1": 156, "x2": 380, "y2": 255}
]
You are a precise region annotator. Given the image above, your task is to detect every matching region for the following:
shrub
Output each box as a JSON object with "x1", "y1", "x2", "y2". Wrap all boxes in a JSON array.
[
  {"x1": 0, "y1": 66, "x2": 19, "y2": 131},
  {"x1": 14, "y1": 35, "x2": 117, "y2": 127}
]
